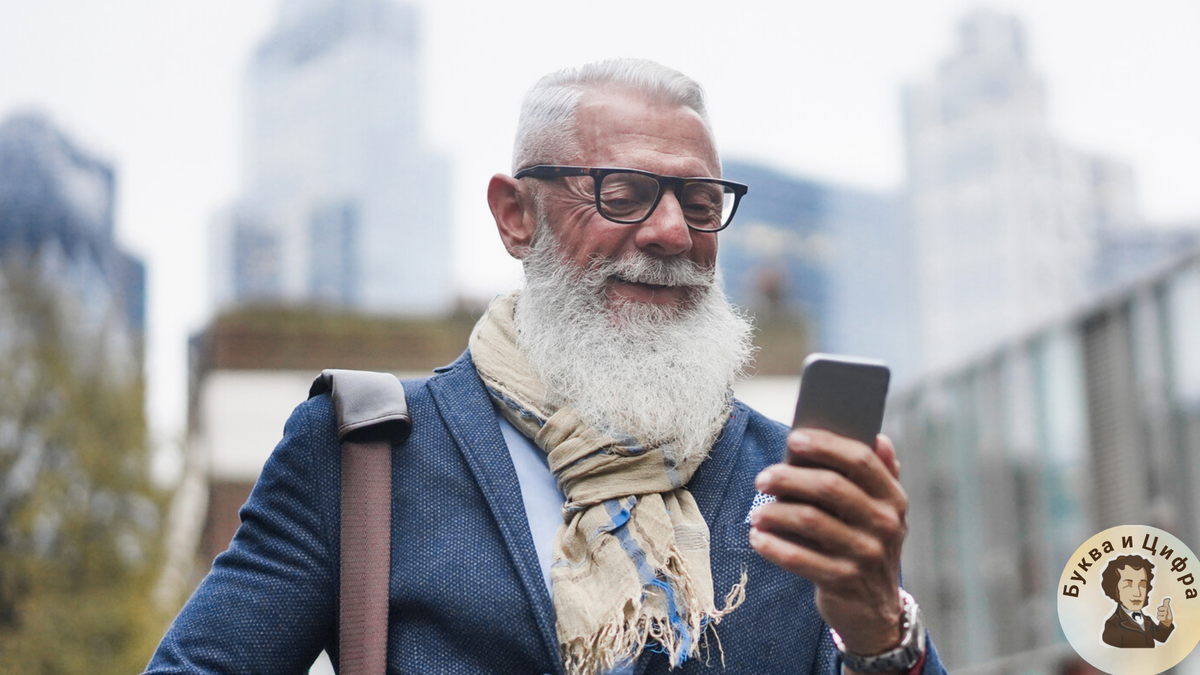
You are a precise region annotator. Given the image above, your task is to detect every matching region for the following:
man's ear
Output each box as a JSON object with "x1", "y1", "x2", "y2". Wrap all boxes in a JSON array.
[{"x1": 488, "y1": 173, "x2": 536, "y2": 259}]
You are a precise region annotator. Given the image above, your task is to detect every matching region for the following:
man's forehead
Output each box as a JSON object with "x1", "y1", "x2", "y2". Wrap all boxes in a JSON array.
[
  {"x1": 570, "y1": 87, "x2": 720, "y2": 176},
  {"x1": 1118, "y1": 566, "x2": 1148, "y2": 581}
]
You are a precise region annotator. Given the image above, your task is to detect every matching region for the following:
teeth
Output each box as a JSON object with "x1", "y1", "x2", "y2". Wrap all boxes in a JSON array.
[{"x1": 613, "y1": 275, "x2": 670, "y2": 287}]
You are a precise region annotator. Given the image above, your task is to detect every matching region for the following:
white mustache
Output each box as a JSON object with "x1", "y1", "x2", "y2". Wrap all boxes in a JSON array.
[{"x1": 586, "y1": 253, "x2": 714, "y2": 289}]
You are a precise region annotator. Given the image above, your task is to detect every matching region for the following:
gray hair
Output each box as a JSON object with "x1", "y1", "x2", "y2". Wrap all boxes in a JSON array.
[{"x1": 511, "y1": 58, "x2": 712, "y2": 173}]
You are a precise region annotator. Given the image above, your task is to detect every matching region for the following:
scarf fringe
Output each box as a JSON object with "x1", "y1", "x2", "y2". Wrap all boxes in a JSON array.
[{"x1": 559, "y1": 553, "x2": 748, "y2": 675}]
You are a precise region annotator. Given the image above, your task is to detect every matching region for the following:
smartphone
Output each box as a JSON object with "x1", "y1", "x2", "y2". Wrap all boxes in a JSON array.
[{"x1": 791, "y1": 353, "x2": 891, "y2": 453}]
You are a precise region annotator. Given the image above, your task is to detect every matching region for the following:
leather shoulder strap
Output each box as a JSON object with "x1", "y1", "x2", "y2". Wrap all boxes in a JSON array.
[
  {"x1": 308, "y1": 369, "x2": 410, "y2": 675},
  {"x1": 309, "y1": 369, "x2": 412, "y2": 444}
]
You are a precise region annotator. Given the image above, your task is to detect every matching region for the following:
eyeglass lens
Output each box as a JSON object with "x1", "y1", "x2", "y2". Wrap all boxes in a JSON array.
[{"x1": 597, "y1": 172, "x2": 735, "y2": 231}]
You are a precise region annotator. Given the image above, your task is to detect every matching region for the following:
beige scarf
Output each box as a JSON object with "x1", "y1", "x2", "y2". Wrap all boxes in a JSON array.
[{"x1": 469, "y1": 293, "x2": 745, "y2": 675}]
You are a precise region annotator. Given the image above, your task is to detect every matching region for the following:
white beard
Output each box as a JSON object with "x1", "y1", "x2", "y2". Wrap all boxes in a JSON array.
[{"x1": 513, "y1": 227, "x2": 755, "y2": 466}]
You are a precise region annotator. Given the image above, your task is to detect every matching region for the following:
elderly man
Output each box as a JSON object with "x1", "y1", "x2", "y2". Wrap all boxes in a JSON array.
[{"x1": 144, "y1": 59, "x2": 945, "y2": 675}]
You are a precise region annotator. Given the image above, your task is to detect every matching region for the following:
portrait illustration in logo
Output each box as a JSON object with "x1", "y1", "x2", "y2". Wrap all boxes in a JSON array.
[{"x1": 1100, "y1": 554, "x2": 1175, "y2": 648}]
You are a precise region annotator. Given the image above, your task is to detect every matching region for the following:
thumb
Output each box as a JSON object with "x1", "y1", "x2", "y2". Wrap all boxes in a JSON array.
[
  {"x1": 1163, "y1": 598, "x2": 1172, "y2": 609},
  {"x1": 876, "y1": 434, "x2": 901, "y2": 479}
]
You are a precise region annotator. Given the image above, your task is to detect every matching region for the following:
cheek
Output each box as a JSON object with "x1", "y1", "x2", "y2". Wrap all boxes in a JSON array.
[
  {"x1": 693, "y1": 233, "x2": 719, "y2": 266},
  {"x1": 568, "y1": 220, "x2": 635, "y2": 260}
]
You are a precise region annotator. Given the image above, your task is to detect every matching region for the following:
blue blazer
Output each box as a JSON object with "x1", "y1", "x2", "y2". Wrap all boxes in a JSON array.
[{"x1": 144, "y1": 352, "x2": 946, "y2": 675}]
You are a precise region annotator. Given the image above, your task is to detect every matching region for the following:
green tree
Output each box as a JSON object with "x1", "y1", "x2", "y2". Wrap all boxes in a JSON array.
[{"x1": 0, "y1": 268, "x2": 166, "y2": 674}]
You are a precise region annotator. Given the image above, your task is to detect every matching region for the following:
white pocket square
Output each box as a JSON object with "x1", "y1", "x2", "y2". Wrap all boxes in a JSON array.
[{"x1": 744, "y1": 491, "x2": 776, "y2": 523}]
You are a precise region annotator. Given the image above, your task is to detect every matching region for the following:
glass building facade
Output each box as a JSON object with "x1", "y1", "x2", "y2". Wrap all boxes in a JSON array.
[{"x1": 890, "y1": 250, "x2": 1200, "y2": 672}]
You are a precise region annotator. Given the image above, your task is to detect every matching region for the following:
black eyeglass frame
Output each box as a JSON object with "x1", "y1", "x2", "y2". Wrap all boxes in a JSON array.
[{"x1": 513, "y1": 165, "x2": 748, "y2": 233}]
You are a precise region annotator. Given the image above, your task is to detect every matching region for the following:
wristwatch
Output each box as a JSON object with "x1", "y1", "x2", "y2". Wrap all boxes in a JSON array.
[{"x1": 830, "y1": 589, "x2": 926, "y2": 673}]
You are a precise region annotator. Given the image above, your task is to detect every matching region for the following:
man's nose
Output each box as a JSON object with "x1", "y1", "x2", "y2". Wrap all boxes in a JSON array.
[{"x1": 633, "y1": 188, "x2": 694, "y2": 257}]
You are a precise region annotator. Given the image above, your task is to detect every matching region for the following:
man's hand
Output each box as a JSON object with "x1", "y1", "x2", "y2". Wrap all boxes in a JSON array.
[
  {"x1": 1158, "y1": 598, "x2": 1173, "y2": 627},
  {"x1": 749, "y1": 429, "x2": 909, "y2": 656}
]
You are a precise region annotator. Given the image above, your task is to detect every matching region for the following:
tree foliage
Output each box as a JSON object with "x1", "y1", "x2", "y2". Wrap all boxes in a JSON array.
[{"x1": 0, "y1": 268, "x2": 166, "y2": 674}]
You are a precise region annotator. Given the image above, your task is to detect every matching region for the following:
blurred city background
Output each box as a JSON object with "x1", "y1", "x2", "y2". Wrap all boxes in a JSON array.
[{"x1": 0, "y1": 0, "x2": 1198, "y2": 672}]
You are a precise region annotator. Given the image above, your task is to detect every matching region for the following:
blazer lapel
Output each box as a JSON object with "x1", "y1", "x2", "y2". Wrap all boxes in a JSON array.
[
  {"x1": 687, "y1": 400, "x2": 751, "y2": 525},
  {"x1": 428, "y1": 351, "x2": 563, "y2": 674}
]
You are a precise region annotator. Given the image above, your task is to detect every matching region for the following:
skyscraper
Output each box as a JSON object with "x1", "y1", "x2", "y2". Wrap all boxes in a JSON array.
[
  {"x1": 0, "y1": 112, "x2": 146, "y2": 372},
  {"x1": 904, "y1": 9, "x2": 1137, "y2": 372},
  {"x1": 210, "y1": 0, "x2": 452, "y2": 314}
]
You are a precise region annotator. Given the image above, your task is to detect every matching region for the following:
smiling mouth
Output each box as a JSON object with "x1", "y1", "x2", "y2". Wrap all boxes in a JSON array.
[{"x1": 611, "y1": 275, "x2": 673, "y2": 290}]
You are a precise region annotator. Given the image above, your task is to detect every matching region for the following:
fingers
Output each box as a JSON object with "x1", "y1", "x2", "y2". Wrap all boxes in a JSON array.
[
  {"x1": 754, "y1": 429, "x2": 910, "y2": 577},
  {"x1": 748, "y1": 526, "x2": 860, "y2": 587},
  {"x1": 768, "y1": 428, "x2": 909, "y2": 533},
  {"x1": 750, "y1": 499, "x2": 887, "y2": 561},
  {"x1": 786, "y1": 429, "x2": 902, "y2": 502},
  {"x1": 756, "y1": 462, "x2": 905, "y2": 535},
  {"x1": 876, "y1": 434, "x2": 901, "y2": 480}
]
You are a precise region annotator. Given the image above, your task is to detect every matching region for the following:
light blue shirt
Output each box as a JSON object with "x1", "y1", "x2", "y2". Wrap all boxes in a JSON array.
[
  {"x1": 497, "y1": 414, "x2": 635, "y2": 675},
  {"x1": 497, "y1": 415, "x2": 564, "y2": 592}
]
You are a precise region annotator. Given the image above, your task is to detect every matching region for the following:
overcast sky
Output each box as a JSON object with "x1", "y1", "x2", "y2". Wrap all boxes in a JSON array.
[{"x1": 1, "y1": 0, "x2": 1198, "y2": 449}]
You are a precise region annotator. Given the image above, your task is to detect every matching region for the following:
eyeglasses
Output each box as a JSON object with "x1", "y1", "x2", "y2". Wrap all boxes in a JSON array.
[{"x1": 514, "y1": 165, "x2": 748, "y2": 233}]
